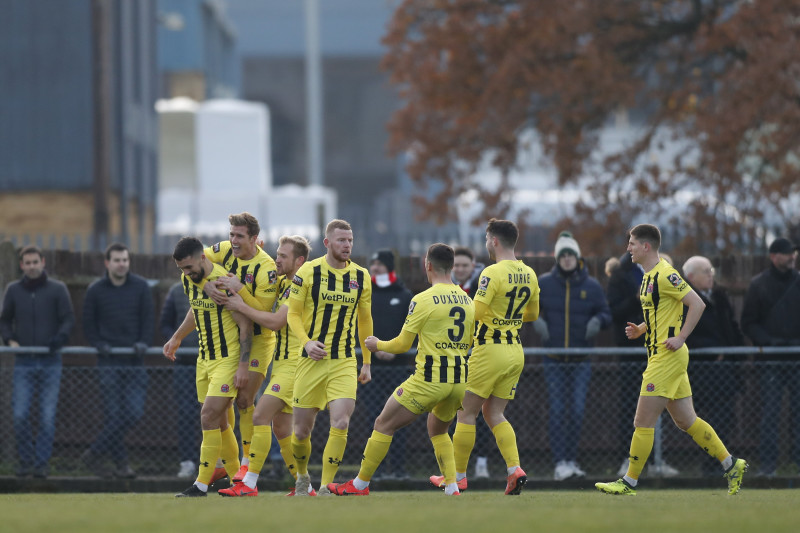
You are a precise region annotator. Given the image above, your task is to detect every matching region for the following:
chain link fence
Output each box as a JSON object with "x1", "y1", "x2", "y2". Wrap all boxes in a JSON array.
[{"x1": 1, "y1": 346, "x2": 798, "y2": 482}]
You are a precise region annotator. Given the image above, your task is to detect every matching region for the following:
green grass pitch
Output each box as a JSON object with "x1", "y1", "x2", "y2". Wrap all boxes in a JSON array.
[{"x1": 2, "y1": 489, "x2": 798, "y2": 533}]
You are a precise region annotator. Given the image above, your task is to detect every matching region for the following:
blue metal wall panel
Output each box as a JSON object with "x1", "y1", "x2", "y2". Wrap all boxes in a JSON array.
[{"x1": 0, "y1": 0, "x2": 94, "y2": 190}]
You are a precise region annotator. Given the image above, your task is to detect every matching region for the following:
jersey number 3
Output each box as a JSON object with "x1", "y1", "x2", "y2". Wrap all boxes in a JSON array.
[{"x1": 448, "y1": 306, "x2": 466, "y2": 342}]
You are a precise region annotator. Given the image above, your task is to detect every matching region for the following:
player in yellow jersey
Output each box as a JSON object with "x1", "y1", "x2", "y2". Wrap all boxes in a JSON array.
[
  {"x1": 595, "y1": 223, "x2": 748, "y2": 496},
  {"x1": 163, "y1": 237, "x2": 253, "y2": 497},
  {"x1": 327, "y1": 243, "x2": 474, "y2": 496},
  {"x1": 202, "y1": 212, "x2": 279, "y2": 482},
  {"x1": 217, "y1": 235, "x2": 313, "y2": 497},
  {"x1": 433, "y1": 218, "x2": 540, "y2": 495},
  {"x1": 287, "y1": 219, "x2": 374, "y2": 496}
]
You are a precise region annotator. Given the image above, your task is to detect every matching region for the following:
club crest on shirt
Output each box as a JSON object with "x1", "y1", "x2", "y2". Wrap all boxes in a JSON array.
[
  {"x1": 244, "y1": 273, "x2": 254, "y2": 284},
  {"x1": 212, "y1": 242, "x2": 221, "y2": 253},
  {"x1": 647, "y1": 282, "x2": 654, "y2": 294},
  {"x1": 271, "y1": 383, "x2": 281, "y2": 392},
  {"x1": 293, "y1": 275, "x2": 303, "y2": 287},
  {"x1": 250, "y1": 360, "x2": 260, "y2": 368},
  {"x1": 407, "y1": 301, "x2": 416, "y2": 315},
  {"x1": 220, "y1": 384, "x2": 229, "y2": 393},
  {"x1": 269, "y1": 270, "x2": 277, "y2": 284},
  {"x1": 282, "y1": 288, "x2": 291, "y2": 299},
  {"x1": 479, "y1": 276, "x2": 490, "y2": 290},
  {"x1": 667, "y1": 273, "x2": 683, "y2": 288},
  {"x1": 349, "y1": 280, "x2": 360, "y2": 290}
]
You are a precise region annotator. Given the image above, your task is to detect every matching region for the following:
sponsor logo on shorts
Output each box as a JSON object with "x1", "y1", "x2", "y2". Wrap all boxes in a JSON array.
[
  {"x1": 250, "y1": 360, "x2": 259, "y2": 368},
  {"x1": 396, "y1": 387, "x2": 404, "y2": 396},
  {"x1": 349, "y1": 280, "x2": 359, "y2": 289},
  {"x1": 293, "y1": 275, "x2": 303, "y2": 287},
  {"x1": 479, "y1": 276, "x2": 490, "y2": 290},
  {"x1": 221, "y1": 384, "x2": 230, "y2": 393},
  {"x1": 646, "y1": 383, "x2": 655, "y2": 392},
  {"x1": 269, "y1": 270, "x2": 277, "y2": 284},
  {"x1": 272, "y1": 383, "x2": 281, "y2": 392},
  {"x1": 245, "y1": 273, "x2": 254, "y2": 284}
]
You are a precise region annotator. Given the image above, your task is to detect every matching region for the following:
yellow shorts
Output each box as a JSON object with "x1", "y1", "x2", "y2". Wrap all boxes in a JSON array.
[
  {"x1": 248, "y1": 333, "x2": 275, "y2": 376},
  {"x1": 640, "y1": 345, "x2": 692, "y2": 400},
  {"x1": 466, "y1": 343, "x2": 524, "y2": 400},
  {"x1": 196, "y1": 356, "x2": 239, "y2": 402},
  {"x1": 263, "y1": 358, "x2": 297, "y2": 414},
  {"x1": 293, "y1": 357, "x2": 357, "y2": 410},
  {"x1": 394, "y1": 373, "x2": 466, "y2": 422}
]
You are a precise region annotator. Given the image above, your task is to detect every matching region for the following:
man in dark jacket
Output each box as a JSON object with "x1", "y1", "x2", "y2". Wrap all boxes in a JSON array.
[
  {"x1": 683, "y1": 255, "x2": 744, "y2": 475},
  {"x1": 367, "y1": 249, "x2": 414, "y2": 479},
  {"x1": 535, "y1": 231, "x2": 611, "y2": 481},
  {"x1": 741, "y1": 237, "x2": 800, "y2": 477},
  {"x1": 81, "y1": 242, "x2": 155, "y2": 478},
  {"x1": 452, "y1": 246, "x2": 485, "y2": 296},
  {"x1": 0, "y1": 245, "x2": 74, "y2": 478}
]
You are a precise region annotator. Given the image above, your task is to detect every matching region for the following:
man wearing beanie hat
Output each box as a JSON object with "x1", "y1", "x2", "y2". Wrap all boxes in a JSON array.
[
  {"x1": 367, "y1": 249, "x2": 414, "y2": 479},
  {"x1": 535, "y1": 231, "x2": 611, "y2": 481},
  {"x1": 741, "y1": 236, "x2": 800, "y2": 477}
]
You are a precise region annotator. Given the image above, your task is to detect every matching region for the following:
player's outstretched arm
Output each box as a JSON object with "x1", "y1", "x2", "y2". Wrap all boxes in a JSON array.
[
  {"x1": 222, "y1": 291, "x2": 288, "y2": 331},
  {"x1": 163, "y1": 309, "x2": 196, "y2": 361}
]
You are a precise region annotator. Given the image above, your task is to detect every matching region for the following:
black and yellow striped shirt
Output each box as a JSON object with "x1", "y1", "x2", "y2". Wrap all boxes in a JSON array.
[
  {"x1": 205, "y1": 241, "x2": 278, "y2": 340},
  {"x1": 182, "y1": 263, "x2": 240, "y2": 361},
  {"x1": 639, "y1": 259, "x2": 692, "y2": 358},
  {"x1": 288, "y1": 256, "x2": 372, "y2": 361},
  {"x1": 473, "y1": 260, "x2": 540, "y2": 345},
  {"x1": 273, "y1": 275, "x2": 299, "y2": 362},
  {"x1": 403, "y1": 283, "x2": 475, "y2": 383}
]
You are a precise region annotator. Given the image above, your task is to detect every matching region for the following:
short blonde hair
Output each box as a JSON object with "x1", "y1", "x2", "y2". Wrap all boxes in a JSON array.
[
  {"x1": 325, "y1": 219, "x2": 352, "y2": 236},
  {"x1": 279, "y1": 234, "x2": 312, "y2": 260}
]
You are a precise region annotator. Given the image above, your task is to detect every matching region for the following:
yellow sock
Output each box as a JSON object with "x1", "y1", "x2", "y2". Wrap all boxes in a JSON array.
[
  {"x1": 239, "y1": 405, "x2": 254, "y2": 462},
  {"x1": 431, "y1": 433, "x2": 457, "y2": 485},
  {"x1": 321, "y1": 427, "x2": 348, "y2": 485},
  {"x1": 197, "y1": 429, "x2": 221, "y2": 484},
  {"x1": 452, "y1": 422, "x2": 476, "y2": 474},
  {"x1": 358, "y1": 430, "x2": 393, "y2": 482},
  {"x1": 247, "y1": 425, "x2": 272, "y2": 475},
  {"x1": 292, "y1": 434, "x2": 312, "y2": 475},
  {"x1": 220, "y1": 425, "x2": 241, "y2": 478},
  {"x1": 491, "y1": 421, "x2": 520, "y2": 469},
  {"x1": 278, "y1": 435, "x2": 297, "y2": 479},
  {"x1": 686, "y1": 417, "x2": 730, "y2": 461},
  {"x1": 626, "y1": 427, "x2": 654, "y2": 480}
]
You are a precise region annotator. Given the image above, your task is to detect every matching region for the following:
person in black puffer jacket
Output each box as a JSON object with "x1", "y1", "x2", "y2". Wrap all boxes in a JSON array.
[{"x1": 741, "y1": 237, "x2": 800, "y2": 477}]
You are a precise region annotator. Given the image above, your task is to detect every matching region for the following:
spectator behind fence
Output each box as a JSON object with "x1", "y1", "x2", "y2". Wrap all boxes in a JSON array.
[
  {"x1": 160, "y1": 281, "x2": 200, "y2": 479},
  {"x1": 81, "y1": 242, "x2": 155, "y2": 479},
  {"x1": 740, "y1": 237, "x2": 800, "y2": 478},
  {"x1": 682, "y1": 255, "x2": 744, "y2": 476},
  {"x1": 0, "y1": 245, "x2": 74, "y2": 478},
  {"x1": 367, "y1": 249, "x2": 414, "y2": 480},
  {"x1": 535, "y1": 231, "x2": 611, "y2": 481},
  {"x1": 452, "y1": 246, "x2": 485, "y2": 296}
]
